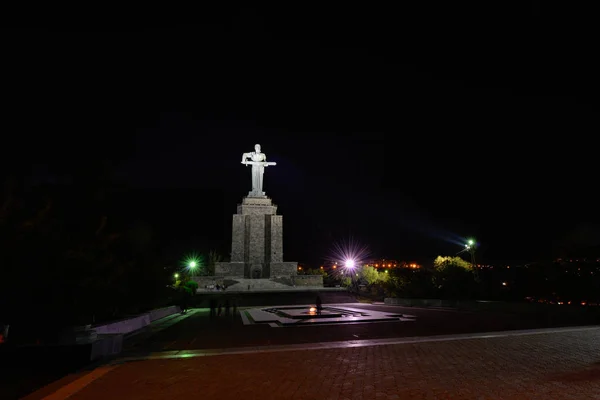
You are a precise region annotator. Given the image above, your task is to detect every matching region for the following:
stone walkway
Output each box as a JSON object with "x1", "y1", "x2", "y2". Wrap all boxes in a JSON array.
[{"x1": 64, "y1": 327, "x2": 600, "y2": 399}]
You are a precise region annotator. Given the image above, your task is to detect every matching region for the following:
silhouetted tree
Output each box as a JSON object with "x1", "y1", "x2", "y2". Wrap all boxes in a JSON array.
[
  {"x1": 0, "y1": 170, "x2": 172, "y2": 342},
  {"x1": 386, "y1": 268, "x2": 435, "y2": 298},
  {"x1": 433, "y1": 256, "x2": 477, "y2": 300},
  {"x1": 206, "y1": 250, "x2": 222, "y2": 276}
]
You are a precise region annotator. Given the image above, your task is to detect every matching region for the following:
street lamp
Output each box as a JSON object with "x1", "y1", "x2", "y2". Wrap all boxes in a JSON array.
[
  {"x1": 464, "y1": 238, "x2": 477, "y2": 274},
  {"x1": 188, "y1": 261, "x2": 198, "y2": 277},
  {"x1": 343, "y1": 259, "x2": 357, "y2": 292}
]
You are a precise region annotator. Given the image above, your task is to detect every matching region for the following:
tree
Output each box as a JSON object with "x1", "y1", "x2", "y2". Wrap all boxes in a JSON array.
[
  {"x1": 434, "y1": 256, "x2": 472, "y2": 270},
  {"x1": 206, "y1": 250, "x2": 222, "y2": 276},
  {"x1": 184, "y1": 280, "x2": 199, "y2": 294},
  {"x1": 0, "y1": 174, "x2": 173, "y2": 342},
  {"x1": 303, "y1": 268, "x2": 328, "y2": 277},
  {"x1": 386, "y1": 268, "x2": 435, "y2": 298},
  {"x1": 341, "y1": 276, "x2": 352, "y2": 288},
  {"x1": 359, "y1": 265, "x2": 387, "y2": 286},
  {"x1": 433, "y1": 255, "x2": 477, "y2": 300}
]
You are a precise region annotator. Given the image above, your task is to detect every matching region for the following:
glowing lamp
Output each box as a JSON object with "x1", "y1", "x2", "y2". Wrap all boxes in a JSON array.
[{"x1": 345, "y1": 259, "x2": 355, "y2": 268}]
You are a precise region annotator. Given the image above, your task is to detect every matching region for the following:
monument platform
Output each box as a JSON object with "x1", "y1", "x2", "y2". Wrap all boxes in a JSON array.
[{"x1": 193, "y1": 276, "x2": 325, "y2": 292}]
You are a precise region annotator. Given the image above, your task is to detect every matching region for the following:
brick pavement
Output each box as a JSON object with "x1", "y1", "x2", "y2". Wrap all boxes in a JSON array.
[{"x1": 70, "y1": 328, "x2": 600, "y2": 399}]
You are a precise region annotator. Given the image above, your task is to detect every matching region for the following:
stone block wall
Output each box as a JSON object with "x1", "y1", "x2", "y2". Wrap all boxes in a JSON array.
[
  {"x1": 248, "y1": 215, "x2": 266, "y2": 266},
  {"x1": 292, "y1": 275, "x2": 324, "y2": 286},
  {"x1": 223, "y1": 196, "x2": 297, "y2": 279},
  {"x1": 237, "y1": 197, "x2": 277, "y2": 215},
  {"x1": 214, "y1": 262, "x2": 245, "y2": 277},
  {"x1": 270, "y1": 262, "x2": 298, "y2": 277},
  {"x1": 268, "y1": 215, "x2": 283, "y2": 263},
  {"x1": 231, "y1": 215, "x2": 246, "y2": 262}
]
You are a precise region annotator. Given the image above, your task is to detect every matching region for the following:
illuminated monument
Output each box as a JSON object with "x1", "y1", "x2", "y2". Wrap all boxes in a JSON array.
[{"x1": 215, "y1": 144, "x2": 298, "y2": 279}]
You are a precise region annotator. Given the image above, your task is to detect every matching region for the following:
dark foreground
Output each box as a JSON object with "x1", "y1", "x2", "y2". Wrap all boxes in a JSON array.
[
  {"x1": 72, "y1": 329, "x2": 600, "y2": 400},
  {"x1": 5, "y1": 294, "x2": 600, "y2": 399},
  {"x1": 68, "y1": 327, "x2": 600, "y2": 399}
]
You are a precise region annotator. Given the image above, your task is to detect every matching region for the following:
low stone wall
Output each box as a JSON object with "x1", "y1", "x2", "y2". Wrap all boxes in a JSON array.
[
  {"x1": 292, "y1": 275, "x2": 324, "y2": 287},
  {"x1": 148, "y1": 306, "x2": 181, "y2": 321},
  {"x1": 90, "y1": 334, "x2": 123, "y2": 361},
  {"x1": 455, "y1": 300, "x2": 590, "y2": 315},
  {"x1": 385, "y1": 298, "x2": 456, "y2": 307},
  {"x1": 193, "y1": 276, "x2": 224, "y2": 288},
  {"x1": 94, "y1": 305, "x2": 180, "y2": 335},
  {"x1": 384, "y1": 298, "x2": 593, "y2": 315},
  {"x1": 94, "y1": 314, "x2": 150, "y2": 335},
  {"x1": 271, "y1": 276, "x2": 293, "y2": 286}
]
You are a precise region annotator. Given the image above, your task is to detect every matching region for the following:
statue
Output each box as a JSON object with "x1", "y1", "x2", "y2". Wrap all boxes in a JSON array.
[{"x1": 241, "y1": 144, "x2": 276, "y2": 197}]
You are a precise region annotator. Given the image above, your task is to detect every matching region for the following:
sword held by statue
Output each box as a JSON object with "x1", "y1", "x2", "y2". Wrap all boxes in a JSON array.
[{"x1": 241, "y1": 161, "x2": 277, "y2": 166}]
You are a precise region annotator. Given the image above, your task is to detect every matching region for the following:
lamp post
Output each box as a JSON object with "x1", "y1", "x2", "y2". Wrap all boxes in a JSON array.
[
  {"x1": 344, "y1": 259, "x2": 357, "y2": 292},
  {"x1": 465, "y1": 239, "x2": 478, "y2": 278},
  {"x1": 188, "y1": 261, "x2": 198, "y2": 278}
]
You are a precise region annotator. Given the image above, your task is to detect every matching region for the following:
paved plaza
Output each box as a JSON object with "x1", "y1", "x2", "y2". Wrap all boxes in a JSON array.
[
  {"x1": 21, "y1": 304, "x2": 600, "y2": 399},
  {"x1": 50, "y1": 326, "x2": 600, "y2": 399}
]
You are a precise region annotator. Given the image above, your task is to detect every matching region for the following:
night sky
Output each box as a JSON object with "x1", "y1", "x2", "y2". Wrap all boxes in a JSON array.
[{"x1": 3, "y1": 5, "x2": 598, "y2": 266}]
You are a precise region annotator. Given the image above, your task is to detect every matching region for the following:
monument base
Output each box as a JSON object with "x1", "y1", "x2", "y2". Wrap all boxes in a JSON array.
[
  {"x1": 193, "y1": 275, "x2": 324, "y2": 292},
  {"x1": 215, "y1": 261, "x2": 298, "y2": 279},
  {"x1": 215, "y1": 262, "x2": 245, "y2": 277},
  {"x1": 248, "y1": 190, "x2": 266, "y2": 198},
  {"x1": 270, "y1": 262, "x2": 299, "y2": 277}
]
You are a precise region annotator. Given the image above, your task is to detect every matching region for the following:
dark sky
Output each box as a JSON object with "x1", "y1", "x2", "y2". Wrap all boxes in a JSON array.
[{"x1": 3, "y1": 5, "x2": 599, "y2": 266}]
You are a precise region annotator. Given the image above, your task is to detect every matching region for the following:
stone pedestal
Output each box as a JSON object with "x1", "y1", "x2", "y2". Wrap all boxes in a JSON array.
[{"x1": 216, "y1": 197, "x2": 297, "y2": 278}]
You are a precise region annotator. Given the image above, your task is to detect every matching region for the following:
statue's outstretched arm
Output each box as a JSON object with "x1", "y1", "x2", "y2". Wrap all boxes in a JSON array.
[{"x1": 241, "y1": 152, "x2": 250, "y2": 162}]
